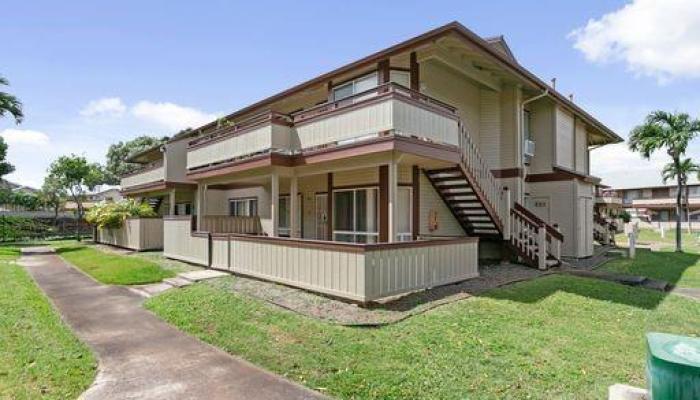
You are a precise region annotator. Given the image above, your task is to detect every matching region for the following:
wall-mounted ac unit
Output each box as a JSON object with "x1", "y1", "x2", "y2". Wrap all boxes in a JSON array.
[{"x1": 524, "y1": 139, "x2": 536, "y2": 158}]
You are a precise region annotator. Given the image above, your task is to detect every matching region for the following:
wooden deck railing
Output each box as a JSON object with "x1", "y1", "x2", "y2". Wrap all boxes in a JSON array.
[
  {"x1": 509, "y1": 203, "x2": 562, "y2": 269},
  {"x1": 199, "y1": 216, "x2": 263, "y2": 235}
]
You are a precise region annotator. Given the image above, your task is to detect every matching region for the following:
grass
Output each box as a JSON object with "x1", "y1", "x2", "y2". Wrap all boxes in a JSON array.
[
  {"x1": 607, "y1": 229, "x2": 700, "y2": 288},
  {"x1": 146, "y1": 274, "x2": 700, "y2": 399},
  {"x1": 56, "y1": 244, "x2": 175, "y2": 285},
  {"x1": 0, "y1": 246, "x2": 96, "y2": 399}
]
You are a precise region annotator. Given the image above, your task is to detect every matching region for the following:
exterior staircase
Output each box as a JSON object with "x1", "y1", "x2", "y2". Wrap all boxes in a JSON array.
[{"x1": 425, "y1": 121, "x2": 563, "y2": 270}]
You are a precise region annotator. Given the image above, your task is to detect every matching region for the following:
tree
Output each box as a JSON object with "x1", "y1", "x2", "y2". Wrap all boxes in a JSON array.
[
  {"x1": 40, "y1": 175, "x2": 67, "y2": 221},
  {"x1": 104, "y1": 135, "x2": 167, "y2": 185},
  {"x1": 0, "y1": 75, "x2": 23, "y2": 124},
  {"x1": 629, "y1": 111, "x2": 700, "y2": 252},
  {"x1": 47, "y1": 155, "x2": 105, "y2": 240},
  {"x1": 662, "y1": 158, "x2": 700, "y2": 233},
  {"x1": 0, "y1": 137, "x2": 14, "y2": 179}
]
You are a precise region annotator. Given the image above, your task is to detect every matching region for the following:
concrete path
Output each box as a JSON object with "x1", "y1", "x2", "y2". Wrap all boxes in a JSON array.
[{"x1": 19, "y1": 247, "x2": 325, "y2": 400}]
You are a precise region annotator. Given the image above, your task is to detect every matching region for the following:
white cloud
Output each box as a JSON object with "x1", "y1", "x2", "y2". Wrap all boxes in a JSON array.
[
  {"x1": 131, "y1": 101, "x2": 217, "y2": 131},
  {"x1": 80, "y1": 97, "x2": 126, "y2": 117},
  {"x1": 569, "y1": 0, "x2": 700, "y2": 82},
  {"x1": 0, "y1": 128, "x2": 50, "y2": 146}
]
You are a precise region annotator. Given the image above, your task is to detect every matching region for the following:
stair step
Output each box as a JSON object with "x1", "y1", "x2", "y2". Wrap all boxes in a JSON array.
[
  {"x1": 430, "y1": 176, "x2": 466, "y2": 183},
  {"x1": 426, "y1": 167, "x2": 461, "y2": 174},
  {"x1": 456, "y1": 209, "x2": 487, "y2": 215},
  {"x1": 462, "y1": 215, "x2": 491, "y2": 221},
  {"x1": 434, "y1": 183, "x2": 472, "y2": 189}
]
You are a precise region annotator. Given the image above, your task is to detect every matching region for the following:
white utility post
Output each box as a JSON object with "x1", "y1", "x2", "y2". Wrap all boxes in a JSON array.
[
  {"x1": 387, "y1": 160, "x2": 398, "y2": 243},
  {"x1": 290, "y1": 175, "x2": 299, "y2": 238},
  {"x1": 271, "y1": 171, "x2": 279, "y2": 237},
  {"x1": 625, "y1": 221, "x2": 638, "y2": 259}
]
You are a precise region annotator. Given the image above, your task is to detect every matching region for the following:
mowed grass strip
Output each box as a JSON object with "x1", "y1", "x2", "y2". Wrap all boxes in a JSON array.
[
  {"x1": 601, "y1": 248, "x2": 700, "y2": 289},
  {"x1": 0, "y1": 247, "x2": 96, "y2": 399},
  {"x1": 57, "y1": 245, "x2": 175, "y2": 285},
  {"x1": 146, "y1": 274, "x2": 700, "y2": 399}
]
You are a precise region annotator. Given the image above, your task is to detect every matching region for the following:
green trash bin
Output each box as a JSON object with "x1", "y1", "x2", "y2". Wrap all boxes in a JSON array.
[{"x1": 647, "y1": 332, "x2": 700, "y2": 399}]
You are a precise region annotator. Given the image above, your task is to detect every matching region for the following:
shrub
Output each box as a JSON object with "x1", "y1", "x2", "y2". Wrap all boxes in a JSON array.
[
  {"x1": 619, "y1": 210, "x2": 631, "y2": 223},
  {"x1": 0, "y1": 216, "x2": 55, "y2": 241},
  {"x1": 86, "y1": 199, "x2": 158, "y2": 228}
]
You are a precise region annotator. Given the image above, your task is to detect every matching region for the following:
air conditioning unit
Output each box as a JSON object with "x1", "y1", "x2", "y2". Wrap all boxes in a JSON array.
[{"x1": 524, "y1": 139, "x2": 536, "y2": 158}]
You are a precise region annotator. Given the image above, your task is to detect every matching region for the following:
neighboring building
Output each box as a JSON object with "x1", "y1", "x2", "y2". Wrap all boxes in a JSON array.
[
  {"x1": 64, "y1": 187, "x2": 124, "y2": 212},
  {"x1": 113, "y1": 22, "x2": 621, "y2": 302},
  {"x1": 614, "y1": 183, "x2": 700, "y2": 228}
]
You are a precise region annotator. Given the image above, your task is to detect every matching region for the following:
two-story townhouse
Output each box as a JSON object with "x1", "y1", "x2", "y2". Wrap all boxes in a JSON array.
[
  {"x1": 616, "y1": 184, "x2": 700, "y2": 227},
  {"x1": 117, "y1": 22, "x2": 621, "y2": 303}
]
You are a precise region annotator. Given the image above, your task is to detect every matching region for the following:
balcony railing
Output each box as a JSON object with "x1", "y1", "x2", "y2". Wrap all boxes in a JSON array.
[
  {"x1": 186, "y1": 111, "x2": 294, "y2": 170},
  {"x1": 185, "y1": 83, "x2": 461, "y2": 171},
  {"x1": 292, "y1": 83, "x2": 459, "y2": 150},
  {"x1": 121, "y1": 160, "x2": 165, "y2": 189}
]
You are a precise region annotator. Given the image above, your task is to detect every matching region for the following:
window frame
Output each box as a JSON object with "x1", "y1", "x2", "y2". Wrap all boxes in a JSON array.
[
  {"x1": 332, "y1": 186, "x2": 379, "y2": 243},
  {"x1": 228, "y1": 197, "x2": 258, "y2": 217}
]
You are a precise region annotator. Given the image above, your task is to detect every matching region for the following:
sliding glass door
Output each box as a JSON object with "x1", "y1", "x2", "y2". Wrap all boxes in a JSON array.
[{"x1": 333, "y1": 188, "x2": 378, "y2": 243}]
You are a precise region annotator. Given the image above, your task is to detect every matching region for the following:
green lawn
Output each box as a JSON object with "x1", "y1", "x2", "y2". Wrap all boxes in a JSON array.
[
  {"x1": 146, "y1": 274, "x2": 700, "y2": 399},
  {"x1": 608, "y1": 228, "x2": 700, "y2": 288},
  {"x1": 56, "y1": 245, "x2": 175, "y2": 285},
  {"x1": 0, "y1": 247, "x2": 96, "y2": 399}
]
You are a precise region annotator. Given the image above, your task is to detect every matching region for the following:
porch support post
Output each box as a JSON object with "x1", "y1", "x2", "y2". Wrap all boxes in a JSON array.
[
  {"x1": 410, "y1": 51, "x2": 420, "y2": 91},
  {"x1": 412, "y1": 166, "x2": 420, "y2": 240},
  {"x1": 196, "y1": 183, "x2": 207, "y2": 230},
  {"x1": 168, "y1": 189, "x2": 176, "y2": 216},
  {"x1": 388, "y1": 159, "x2": 398, "y2": 243},
  {"x1": 326, "y1": 173, "x2": 333, "y2": 241},
  {"x1": 379, "y1": 165, "x2": 389, "y2": 242},
  {"x1": 290, "y1": 175, "x2": 299, "y2": 238},
  {"x1": 271, "y1": 171, "x2": 279, "y2": 237}
]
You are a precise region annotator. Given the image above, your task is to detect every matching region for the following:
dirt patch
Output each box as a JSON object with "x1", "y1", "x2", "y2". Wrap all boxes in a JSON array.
[{"x1": 205, "y1": 263, "x2": 550, "y2": 326}]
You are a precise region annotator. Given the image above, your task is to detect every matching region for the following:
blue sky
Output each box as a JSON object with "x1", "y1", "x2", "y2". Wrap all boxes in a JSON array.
[{"x1": 2, "y1": 0, "x2": 699, "y2": 188}]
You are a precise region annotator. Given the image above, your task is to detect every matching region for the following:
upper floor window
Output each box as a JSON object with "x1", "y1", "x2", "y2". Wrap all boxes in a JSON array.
[{"x1": 332, "y1": 72, "x2": 378, "y2": 101}]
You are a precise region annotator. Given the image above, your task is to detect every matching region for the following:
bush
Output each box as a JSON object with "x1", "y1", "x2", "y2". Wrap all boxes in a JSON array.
[
  {"x1": 0, "y1": 216, "x2": 55, "y2": 241},
  {"x1": 85, "y1": 199, "x2": 158, "y2": 228},
  {"x1": 619, "y1": 210, "x2": 631, "y2": 223}
]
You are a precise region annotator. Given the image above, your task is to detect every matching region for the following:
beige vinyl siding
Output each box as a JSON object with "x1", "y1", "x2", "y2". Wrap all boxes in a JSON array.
[
  {"x1": 392, "y1": 99, "x2": 459, "y2": 146},
  {"x1": 499, "y1": 85, "x2": 519, "y2": 169},
  {"x1": 121, "y1": 165, "x2": 165, "y2": 189},
  {"x1": 419, "y1": 174, "x2": 465, "y2": 237},
  {"x1": 528, "y1": 101, "x2": 555, "y2": 174},
  {"x1": 95, "y1": 218, "x2": 164, "y2": 251},
  {"x1": 478, "y1": 88, "x2": 502, "y2": 170},
  {"x1": 526, "y1": 180, "x2": 577, "y2": 257},
  {"x1": 556, "y1": 107, "x2": 574, "y2": 169},
  {"x1": 163, "y1": 218, "x2": 209, "y2": 265},
  {"x1": 575, "y1": 181, "x2": 595, "y2": 257},
  {"x1": 334, "y1": 167, "x2": 378, "y2": 187},
  {"x1": 420, "y1": 60, "x2": 481, "y2": 141},
  {"x1": 574, "y1": 120, "x2": 588, "y2": 174},
  {"x1": 164, "y1": 140, "x2": 188, "y2": 182}
]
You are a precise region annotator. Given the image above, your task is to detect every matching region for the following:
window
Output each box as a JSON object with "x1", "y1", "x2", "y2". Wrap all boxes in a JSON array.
[
  {"x1": 390, "y1": 70, "x2": 410, "y2": 88},
  {"x1": 332, "y1": 72, "x2": 378, "y2": 101},
  {"x1": 229, "y1": 197, "x2": 258, "y2": 217},
  {"x1": 396, "y1": 187, "x2": 413, "y2": 241},
  {"x1": 175, "y1": 203, "x2": 192, "y2": 216},
  {"x1": 333, "y1": 188, "x2": 378, "y2": 243},
  {"x1": 523, "y1": 110, "x2": 532, "y2": 140}
]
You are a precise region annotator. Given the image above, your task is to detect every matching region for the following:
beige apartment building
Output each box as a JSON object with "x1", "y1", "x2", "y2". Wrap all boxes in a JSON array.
[{"x1": 102, "y1": 22, "x2": 621, "y2": 302}]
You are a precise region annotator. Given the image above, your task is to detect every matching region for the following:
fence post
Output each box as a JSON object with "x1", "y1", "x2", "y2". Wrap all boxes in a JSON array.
[
  {"x1": 538, "y1": 223, "x2": 547, "y2": 270},
  {"x1": 553, "y1": 223, "x2": 562, "y2": 261},
  {"x1": 502, "y1": 187, "x2": 511, "y2": 241}
]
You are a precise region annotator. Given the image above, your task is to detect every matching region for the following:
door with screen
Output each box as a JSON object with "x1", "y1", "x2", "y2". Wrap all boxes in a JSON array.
[{"x1": 315, "y1": 194, "x2": 328, "y2": 240}]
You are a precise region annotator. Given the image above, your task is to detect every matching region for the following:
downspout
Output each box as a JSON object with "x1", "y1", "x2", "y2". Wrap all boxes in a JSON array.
[{"x1": 519, "y1": 88, "x2": 549, "y2": 202}]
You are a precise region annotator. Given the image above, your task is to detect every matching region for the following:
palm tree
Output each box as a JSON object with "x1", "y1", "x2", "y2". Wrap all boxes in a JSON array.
[
  {"x1": 629, "y1": 111, "x2": 700, "y2": 252},
  {"x1": 0, "y1": 75, "x2": 23, "y2": 124},
  {"x1": 662, "y1": 158, "x2": 699, "y2": 233}
]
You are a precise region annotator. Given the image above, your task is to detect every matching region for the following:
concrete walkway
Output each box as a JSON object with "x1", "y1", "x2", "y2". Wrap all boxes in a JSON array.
[{"x1": 19, "y1": 247, "x2": 325, "y2": 400}]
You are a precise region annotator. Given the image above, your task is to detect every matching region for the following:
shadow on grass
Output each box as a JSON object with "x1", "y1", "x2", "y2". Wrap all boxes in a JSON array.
[{"x1": 54, "y1": 246, "x2": 87, "y2": 255}]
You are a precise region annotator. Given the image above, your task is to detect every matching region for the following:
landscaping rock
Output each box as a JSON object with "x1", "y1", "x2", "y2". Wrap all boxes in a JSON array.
[{"x1": 608, "y1": 383, "x2": 649, "y2": 400}]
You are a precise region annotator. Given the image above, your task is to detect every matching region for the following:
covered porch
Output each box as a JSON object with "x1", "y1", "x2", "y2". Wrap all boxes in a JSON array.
[{"x1": 163, "y1": 150, "x2": 482, "y2": 302}]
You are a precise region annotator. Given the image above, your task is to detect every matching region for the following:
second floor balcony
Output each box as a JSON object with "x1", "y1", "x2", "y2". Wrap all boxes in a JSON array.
[
  {"x1": 121, "y1": 160, "x2": 165, "y2": 189},
  {"x1": 185, "y1": 83, "x2": 461, "y2": 172}
]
